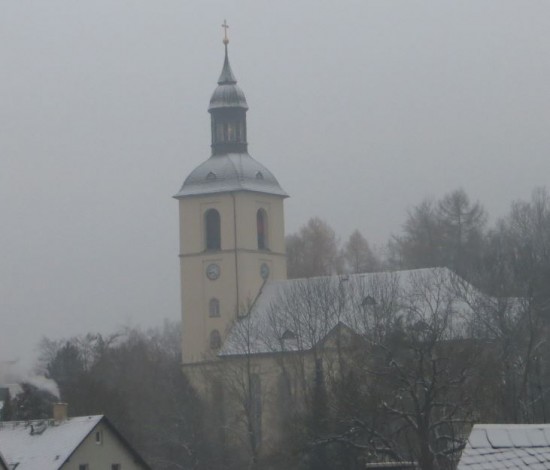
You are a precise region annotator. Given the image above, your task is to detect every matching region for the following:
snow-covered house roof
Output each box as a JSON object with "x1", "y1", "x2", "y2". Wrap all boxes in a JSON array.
[
  {"x1": 0, "y1": 415, "x2": 150, "y2": 470},
  {"x1": 458, "y1": 424, "x2": 550, "y2": 469},
  {"x1": 220, "y1": 267, "x2": 485, "y2": 357}
]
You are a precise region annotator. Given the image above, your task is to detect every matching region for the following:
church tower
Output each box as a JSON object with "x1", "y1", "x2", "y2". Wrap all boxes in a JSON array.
[{"x1": 175, "y1": 30, "x2": 288, "y2": 365}]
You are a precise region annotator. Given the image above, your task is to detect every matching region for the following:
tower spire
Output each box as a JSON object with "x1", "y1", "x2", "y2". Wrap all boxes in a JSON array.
[
  {"x1": 209, "y1": 20, "x2": 248, "y2": 154},
  {"x1": 217, "y1": 20, "x2": 237, "y2": 85}
]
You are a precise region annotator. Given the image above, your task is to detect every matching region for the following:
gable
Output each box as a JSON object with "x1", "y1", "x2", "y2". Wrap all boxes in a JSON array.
[{"x1": 65, "y1": 420, "x2": 149, "y2": 470}]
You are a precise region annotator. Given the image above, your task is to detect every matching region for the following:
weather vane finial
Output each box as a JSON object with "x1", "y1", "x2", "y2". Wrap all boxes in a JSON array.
[{"x1": 222, "y1": 19, "x2": 229, "y2": 45}]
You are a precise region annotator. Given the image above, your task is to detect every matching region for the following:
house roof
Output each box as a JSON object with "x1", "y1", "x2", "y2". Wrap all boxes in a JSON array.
[
  {"x1": 219, "y1": 267, "x2": 481, "y2": 357},
  {"x1": 0, "y1": 415, "x2": 150, "y2": 470},
  {"x1": 458, "y1": 424, "x2": 550, "y2": 469}
]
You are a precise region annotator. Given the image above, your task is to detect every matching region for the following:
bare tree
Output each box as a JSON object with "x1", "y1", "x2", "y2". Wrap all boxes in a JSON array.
[
  {"x1": 469, "y1": 187, "x2": 550, "y2": 423},
  {"x1": 194, "y1": 301, "x2": 281, "y2": 470},
  {"x1": 358, "y1": 271, "x2": 478, "y2": 470},
  {"x1": 286, "y1": 218, "x2": 343, "y2": 278},
  {"x1": 344, "y1": 229, "x2": 380, "y2": 273},
  {"x1": 38, "y1": 323, "x2": 206, "y2": 470},
  {"x1": 247, "y1": 270, "x2": 482, "y2": 469},
  {"x1": 389, "y1": 199, "x2": 445, "y2": 269}
]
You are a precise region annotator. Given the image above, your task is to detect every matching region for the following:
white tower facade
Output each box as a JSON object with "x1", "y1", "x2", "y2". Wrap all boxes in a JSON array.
[{"x1": 175, "y1": 42, "x2": 288, "y2": 365}]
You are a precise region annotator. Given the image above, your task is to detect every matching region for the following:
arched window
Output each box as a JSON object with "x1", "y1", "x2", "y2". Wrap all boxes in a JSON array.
[
  {"x1": 209, "y1": 298, "x2": 220, "y2": 317},
  {"x1": 210, "y1": 330, "x2": 222, "y2": 349},
  {"x1": 205, "y1": 209, "x2": 221, "y2": 250},
  {"x1": 277, "y1": 372, "x2": 292, "y2": 427},
  {"x1": 211, "y1": 379, "x2": 225, "y2": 442},
  {"x1": 257, "y1": 209, "x2": 268, "y2": 250},
  {"x1": 250, "y1": 374, "x2": 262, "y2": 445}
]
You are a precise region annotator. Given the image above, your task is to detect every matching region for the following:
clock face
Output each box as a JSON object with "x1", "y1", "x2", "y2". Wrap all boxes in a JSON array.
[
  {"x1": 260, "y1": 263, "x2": 270, "y2": 280},
  {"x1": 206, "y1": 263, "x2": 220, "y2": 280}
]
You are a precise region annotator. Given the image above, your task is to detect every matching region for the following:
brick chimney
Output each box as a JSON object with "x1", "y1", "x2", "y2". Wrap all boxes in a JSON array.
[{"x1": 53, "y1": 402, "x2": 68, "y2": 423}]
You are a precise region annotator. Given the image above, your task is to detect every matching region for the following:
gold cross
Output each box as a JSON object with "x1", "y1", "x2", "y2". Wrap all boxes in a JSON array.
[{"x1": 222, "y1": 19, "x2": 229, "y2": 45}]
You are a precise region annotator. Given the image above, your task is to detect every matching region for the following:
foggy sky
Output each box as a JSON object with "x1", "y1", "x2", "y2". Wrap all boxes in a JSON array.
[{"x1": 2, "y1": 1, "x2": 550, "y2": 369}]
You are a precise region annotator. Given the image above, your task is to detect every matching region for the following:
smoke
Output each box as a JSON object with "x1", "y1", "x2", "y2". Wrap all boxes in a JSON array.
[
  {"x1": 0, "y1": 359, "x2": 60, "y2": 399},
  {"x1": 24, "y1": 375, "x2": 60, "y2": 399}
]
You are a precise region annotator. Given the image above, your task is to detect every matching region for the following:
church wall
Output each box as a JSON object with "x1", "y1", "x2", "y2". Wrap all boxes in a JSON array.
[
  {"x1": 178, "y1": 194, "x2": 237, "y2": 254},
  {"x1": 178, "y1": 191, "x2": 286, "y2": 255},
  {"x1": 180, "y1": 253, "x2": 238, "y2": 363},
  {"x1": 231, "y1": 192, "x2": 287, "y2": 310},
  {"x1": 232, "y1": 192, "x2": 286, "y2": 254},
  {"x1": 183, "y1": 351, "x2": 313, "y2": 458},
  {"x1": 182, "y1": 343, "x2": 359, "y2": 465},
  {"x1": 179, "y1": 192, "x2": 287, "y2": 364}
]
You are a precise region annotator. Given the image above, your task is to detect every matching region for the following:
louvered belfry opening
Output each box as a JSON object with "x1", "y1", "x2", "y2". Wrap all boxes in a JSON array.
[{"x1": 210, "y1": 108, "x2": 247, "y2": 154}]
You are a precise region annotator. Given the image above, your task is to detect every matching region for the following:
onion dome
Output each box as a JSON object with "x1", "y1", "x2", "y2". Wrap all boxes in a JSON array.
[{"x1": 208, "y1": 45, "x2": 248, "y2": 111}]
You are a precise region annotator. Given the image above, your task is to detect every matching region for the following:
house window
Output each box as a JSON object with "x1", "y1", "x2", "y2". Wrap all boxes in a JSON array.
[
  {"x1": 257, "y1": 209, "x2": 268, "y2": 250},
  {"x1": 209, "y1": 298, "x2": 220, "y2": 317},
  {"x1": 205, "y1": 209, "x2": 221, "y2": 250},
  {"x1": 95, "y1": 430, "x2": 102, "y2": 445},
  {"x1": 210, "y1": 330, "x2": 222, "y2": 349},
  {"x1": 79, "y1": 465, "x2": 89, "y2": 470},
  {"x1": 112, "y1": 465, "x2": 121, "y2": 470}
]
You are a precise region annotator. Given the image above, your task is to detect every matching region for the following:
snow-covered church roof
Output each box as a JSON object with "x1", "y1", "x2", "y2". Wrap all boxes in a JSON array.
[
  {"x1": 174, "y1": 152, "x2": 288, "y2": 198},
  {"x1": 219, "y1": 267, "x2": 511, "y2": 357}
]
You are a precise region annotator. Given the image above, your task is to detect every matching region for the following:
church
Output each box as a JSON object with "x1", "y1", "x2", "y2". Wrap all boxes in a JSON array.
[{"x1": 173, "y1": 29, "x2": 484, "y2": 467}]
